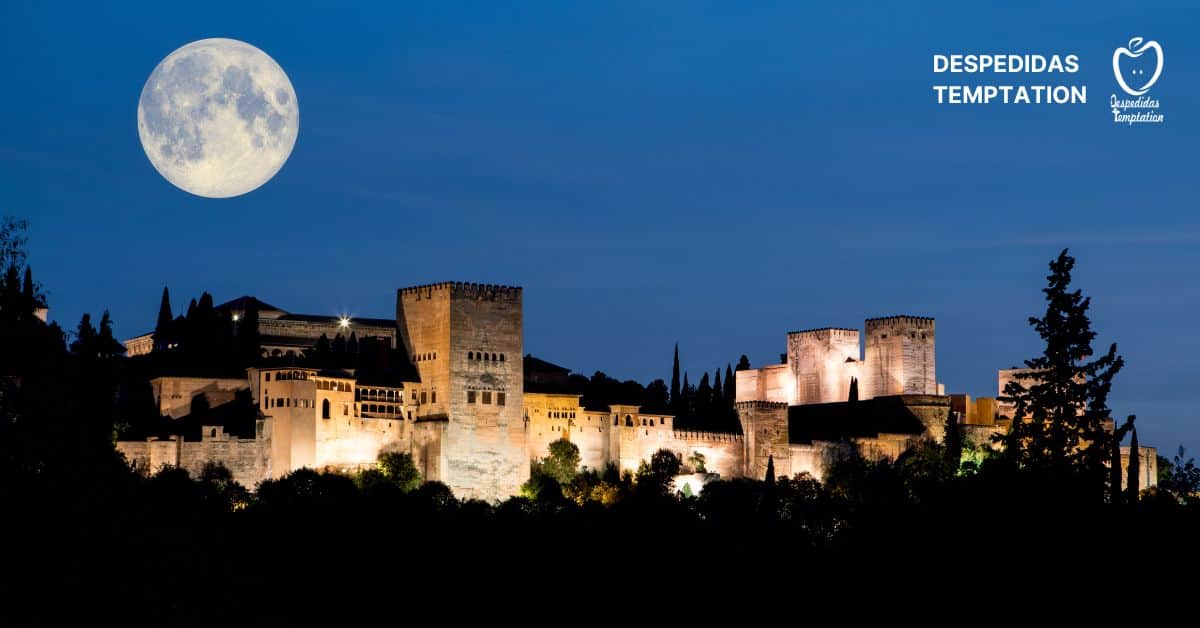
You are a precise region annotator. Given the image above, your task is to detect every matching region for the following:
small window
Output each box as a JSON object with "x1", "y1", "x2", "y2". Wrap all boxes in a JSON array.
[
  {"x1": 468, "y1": 351, "x2": 474, "y2": 360},
  {"x1": 499, "y1": 354, "x2": 505, "y2": 362},
  {"x1": 210, "y1": 428, "x2": 217, "y2": 438},
  {"x1": 497, "y1": 392, "x2": 506, "y2": 406},
  {"x1": 482, "y1": 391, "x2": 492, "y2": 404},
  {"x1": 491, "y1": 353, "x2": 497, "y2": 361},
  {"x1": 322, "y1": 399, "x2": 330, "y2": 419},
  {"x1": 468, "y1": 390, "x2": 476, "y2": 403},
  {"x1": 343, "y1": 405, "x2": 348, "y2": 416},
  {"x1": 421, "y1": 391, "x2": 427, "y2": 404},
  {"x1": 265, "y1": 373, "x2": 271, "y2": 382},
  {"x1": 484, "y1": 353, "x2": 490, "y2": 362},
  {"x1": 431, "y1": 390, "x2": 437, "y2": 404}
]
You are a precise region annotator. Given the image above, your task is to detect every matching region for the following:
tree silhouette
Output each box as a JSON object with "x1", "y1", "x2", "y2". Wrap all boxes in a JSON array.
[
  {"x1": 154, "y1": 286, "x2": 173, "y2": 350},
  {"x1": 670, "y1": 343, "x2": 681, "y2": 415},
  {"x1": 1126, "y1": 421, "x2": 1139, "y2": 503},
  {"x1": 1000, "y1": 249, "x2": 1124, "y2": 494}
]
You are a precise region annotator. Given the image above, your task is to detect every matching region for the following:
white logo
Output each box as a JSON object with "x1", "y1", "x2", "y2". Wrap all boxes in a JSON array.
[
  {"x1": 1112, "y1": 37, "x2": 1163, "y2": 96},
  {"x1": 1111, "y1": 37, "x2": 1164, "y2": 125}
]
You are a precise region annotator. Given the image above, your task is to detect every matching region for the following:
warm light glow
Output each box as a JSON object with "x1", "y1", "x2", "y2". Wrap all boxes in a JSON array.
[
  {"x1": 232, "y1": 314, "x2": 239, "y2": 322},
  {"x1": 338, "y1": 317, "x2": 351, "y2": 329}
]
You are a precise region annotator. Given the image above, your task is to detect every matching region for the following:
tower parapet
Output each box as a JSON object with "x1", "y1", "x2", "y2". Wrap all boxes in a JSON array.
[{"x1": 864, "y1": 315, "x2": 936, "y2": 397}]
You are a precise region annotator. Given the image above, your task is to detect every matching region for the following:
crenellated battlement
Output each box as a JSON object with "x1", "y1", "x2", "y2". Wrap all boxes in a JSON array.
[
  {"x1": 735, "y1": 400, "x2": 788, "y2": 410},
  {"x1": 787, "y1": 327, "x2": 859, "y2": 338},
  {"x1": 398, "y1": 282, "x2": 523, "y2": 300},
  {"x1": 673, "y1": 429, "x2": 744, "y2": 442},
  {"x1": 865, "y1": 315, "x2": 935, "y2": 329}
]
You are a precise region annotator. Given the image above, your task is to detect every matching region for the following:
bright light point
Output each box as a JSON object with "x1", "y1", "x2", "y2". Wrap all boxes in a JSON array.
[
  {"x1": 338, "y1": 317, "x2": 351, "y2": 329},
  {"x1": 232, "y1": 314, "x2": 239, "y2": 321}
]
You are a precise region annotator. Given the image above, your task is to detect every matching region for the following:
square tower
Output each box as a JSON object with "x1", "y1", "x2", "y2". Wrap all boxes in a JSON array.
[
  {"x1": 864, "y1": 316, "x2": 936, "y2": 397},
  {"x1": 396, "y1": 282, "x2": 527, "y2": 501},
  {"x1": 786, "y1": 328, "x2": 861, "y2": 405}
]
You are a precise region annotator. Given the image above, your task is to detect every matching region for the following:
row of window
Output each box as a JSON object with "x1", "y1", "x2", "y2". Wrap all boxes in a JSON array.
[
  {"x1": 264, "y1": 370, "x2": 309, "y2": 382},
  {"x1": 361, "y1": 403, "x2": 400, "y2": 416},
  {"x1": 467, "y1": 352, "x2": 506, "y2": 362},
  {"x1": 263, "y1": 396, "x2": 312, "y2": 410},
  {"x1": 358, "y1": 388, "x2": 401, "y2": 401},
  {"x1": 317, "y1": 380, "x2": 352, "y2": 392},
  {"x1": 416, "y1": 352, "x2": 437, "y2": 361},
  {"x1": 466, "y1": 390, "x2": 506, "y2": 405}
]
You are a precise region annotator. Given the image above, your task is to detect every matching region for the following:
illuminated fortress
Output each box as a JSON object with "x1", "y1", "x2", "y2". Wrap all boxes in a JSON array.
[{"x1": 118, "y1": 282, "x2": 1157, "y2": 500}]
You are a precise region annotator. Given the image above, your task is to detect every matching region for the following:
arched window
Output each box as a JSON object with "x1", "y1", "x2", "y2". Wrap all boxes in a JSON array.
[
  {"x1": 499, "y1": 354, "x2": 505, "y2": 362},
  {"x1": 484, "y1": 353, "x2": 490, "y2": 361},
  {"x1": 625, "y1": 415, "x2": 633, "y2": 427},
  {"x1": 210, "y1": 428, "x2": 217, "y2": 438},
  {"x1": 265, "y1": 373, "x2": 271, "y2": 382},
  {"x1": 322, "y1": 399, "x2": 330, "y2": 419},
  {"x1": 468, "y1": 352, "x2": 474, "y2": 360},
  {"x1": 491, "y1": 353, "x2": 497, "y2": 361}
]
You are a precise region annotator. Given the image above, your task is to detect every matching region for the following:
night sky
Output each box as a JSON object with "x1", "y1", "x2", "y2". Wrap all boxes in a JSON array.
[{"x1": 3, "y1": 2, "x2": 1197, "y2": 454}]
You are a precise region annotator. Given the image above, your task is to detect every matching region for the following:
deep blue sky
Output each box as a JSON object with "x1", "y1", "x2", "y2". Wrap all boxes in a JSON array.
[{"x1": 2, "y1": 2, "x2": 1197, "y2": 454}]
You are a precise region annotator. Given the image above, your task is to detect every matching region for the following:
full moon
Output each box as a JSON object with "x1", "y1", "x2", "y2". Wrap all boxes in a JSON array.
[{"x1": 137, "y1": 38, "x2": 299, "y2": 198}]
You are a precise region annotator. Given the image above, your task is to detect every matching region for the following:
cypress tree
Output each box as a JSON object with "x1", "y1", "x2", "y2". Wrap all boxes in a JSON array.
[
  {"x1": 670, "y1": 343, "x2": 681, "y2": 412},
  {"x1": 1109, "y1": 419, "x2": 1128, "y2": 506},
  {"x1": 314, "y1": 333, "x2": 331, "y2": 365},
  {"x1": 763, "y1": 454, "x2": 777, "y2": 519},
  {"x1": 724, "y1": 364, "x2": 735, "y2": 403},
  {"x1": 97, "y1": 310, "x2": 124, "y2": 359},
  {"x1": 736, "y1": 355, "x2": 750, "y2": 371},
  {"x1": 681, "y1": 372, "x2": 692, "y2": 420},
  {"x1": 1126, "y1": 421, "x2": 1140, "y2": 504},
  {"x1": 697, "y1": 372, "x2": 711, "y2": 425},
  {"x1": 848, "y1": 377, "x2": 859, "y2": 403},
  {"x1": 155, "y1": 287, "x2": 173, "y2": 337},
  {"x1": 21, "y1": 266, "x2": 34, "y2": 310},
  {"x1": 712, "y1": 368, "x2": 722, "y2": 408},
  {"x1": 944, "y1": 409, "x2": 962, "y2": 477},
  {"x1": 71, "y1": 313, "x2": 97, "y2": 357}
]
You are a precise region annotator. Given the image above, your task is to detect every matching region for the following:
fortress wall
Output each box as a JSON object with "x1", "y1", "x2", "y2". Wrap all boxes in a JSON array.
[
  {"x1": 117, "y1": 424, "x2": 271, "y2": 490},
  {"x1": 151, "y1": 376, "x2": 249, "y2": 418},
  {"x1": 865, "y1": 316, "x2": 936, "y2": 398},
  {"x1": 737, "y1": 401, "x2": 790, "y2": 480},
  {"x1": 787, "y1": 328, "x2": 861, "y2": 405},
  {"x1": 735, "y1": 363, "x2": 791, "y2": 404},
  {"x1": 399, "y1": 282, "x2": 527, "y2": 500}
]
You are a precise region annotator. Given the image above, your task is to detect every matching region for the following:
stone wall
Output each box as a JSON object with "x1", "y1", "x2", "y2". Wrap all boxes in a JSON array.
[
  {"x1": 151, "y1": 376, "x2": 248, "y2": 418},
  {"x1": 734, "y1": 363, "x2": 791, "y2": 404},
  {"x1": 737, "y1": 401, "x2": 790, "y2": 480},
  {"x1": 117, "y1": 421, "x2": 272, "y2": 489},
  {"x1": 864, "y1": 316, "x2": 936, "y2": 397},
  {"x1": 787, "y1": 328, "x2": 861, "y2": 405},
  {"x1": 398, "y1": 282, "x2": 528, "y2": 501}
]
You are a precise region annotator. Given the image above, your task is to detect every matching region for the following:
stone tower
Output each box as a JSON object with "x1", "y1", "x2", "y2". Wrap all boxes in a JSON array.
[
  {"x1": 396, "y1": 282, "x2": 528, "y2": 501},
  {"x1": 736, "y1": 401, "x2": 790, "y2": 480},
  {"x1": 786, "y1": 328, "x2": 861, "y2": 405},
  {"x1": 863, "y1": 316, "x2": 936, "y2": 397}
]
